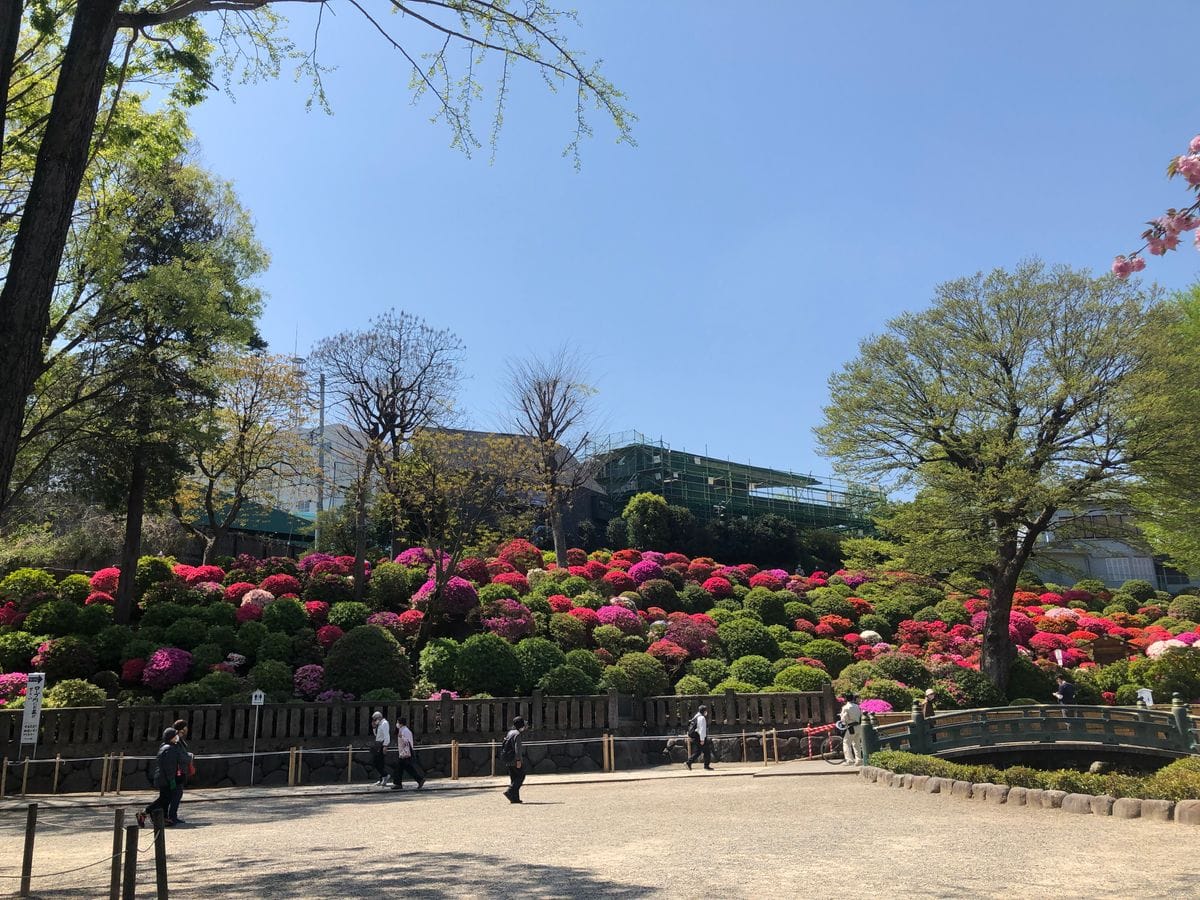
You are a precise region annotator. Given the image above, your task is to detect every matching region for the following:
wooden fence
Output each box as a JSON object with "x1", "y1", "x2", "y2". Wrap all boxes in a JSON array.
[{"x1": 0, "y1": 687, "x2": 836, "y2": 759}]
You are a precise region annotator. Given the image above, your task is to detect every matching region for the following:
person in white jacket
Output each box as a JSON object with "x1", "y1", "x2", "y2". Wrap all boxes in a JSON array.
[
  {"x1": 686, "y1": 704, "x2": 712, "y2": 770},
  {"x1": 371, "y1": 711, "x2": 392, "y2": 786},
  {"x1": 390, "y1": 717, "x2": 425, "y2": 791},
  {"x1": 839, "y1": 693, "x2": 864, "y2": 766}
]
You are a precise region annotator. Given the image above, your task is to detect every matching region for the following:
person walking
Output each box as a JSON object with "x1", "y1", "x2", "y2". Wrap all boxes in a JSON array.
[
  {"x1": 921, "y1": 688, "x2": 937, "y2": 743},
  {"x1": 1053, "y1": 675, "x2": 1076, "y2": 705},
  {"x1": 138, "y1": 728, "x2": 185, "y2": 828},
  {"x1": 685, "y1": 704, "x2": 712, "y2": 771},
  {"x1": 390, "y1": 716, "x2": 425, "y2": 791},
  {"x1": 371, "y1": 711, "x2": 392, "y2": 786},
  {"x1": 500, "y1": 716, "x2": 527, "y2": 803},
  {"x1": 167, "y1": 719, "x2": 194, "y2": 824},
  {"x1": 839, "y1": 692, "x2": 864, "y2": 767}
]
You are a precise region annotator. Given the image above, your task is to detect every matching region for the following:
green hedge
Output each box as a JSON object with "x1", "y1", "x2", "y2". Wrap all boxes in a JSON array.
[{"x1": 869, "y1": 751, "x2": 1200, "y2": 801}]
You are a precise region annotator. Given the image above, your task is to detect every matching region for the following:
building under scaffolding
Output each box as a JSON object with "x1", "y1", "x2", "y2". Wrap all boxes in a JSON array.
[{"x1": 586, "y1": 431, "x2": 882, "y2": 531}]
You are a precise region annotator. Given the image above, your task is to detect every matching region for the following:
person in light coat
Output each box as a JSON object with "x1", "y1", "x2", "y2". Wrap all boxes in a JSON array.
[
  {"x1": 839, "y1": 693, "x2": 864, "y2": 766},
  {"x1": 390, "y1": 717, "x2": 425, "y2": 791},
  {"x1": 686, "y1": 704, "x2": 712, "y2": 770},
  {"x1": 371, "y1": 711, "x2": 392, "y2": 786}
]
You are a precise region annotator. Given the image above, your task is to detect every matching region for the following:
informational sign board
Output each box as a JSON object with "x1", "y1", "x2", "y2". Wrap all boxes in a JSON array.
[
  {"x1": 21, "y1": 673, "x2": 46, "y2": 744},
  {"x1": 1136, "y1": 688, "x2": 1155, "y2": 707},
  {"x1": 251, "y1": 689, "x2": 265, "y2": 706}
]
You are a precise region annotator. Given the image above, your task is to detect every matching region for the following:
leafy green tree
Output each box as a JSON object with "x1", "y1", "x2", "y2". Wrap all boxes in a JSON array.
[
  {"x1": 0, "y1": 0, "x2": 632, "y2": 516},
  {"x1": 622, "y1": 492, "x2": 673, "y2": 550},
  {"x1": 818, "y1": 261, "x2": 1155, "y2": 691}
]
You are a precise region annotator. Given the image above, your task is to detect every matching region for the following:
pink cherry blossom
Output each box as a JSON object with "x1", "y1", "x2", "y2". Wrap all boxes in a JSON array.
[
  {"x1": 1129, "y1": 256, "x2": 1146, "y2": 272},
  {"x1": 1177, "y1": 155, "x2": 1200, "y2": 185},
  {"x1": 1111, "y1": 256, "x2": 1135, "y2": 278},
  {"x1": 1190, "y1": 134, "x2": 1200, "y2": 153}
]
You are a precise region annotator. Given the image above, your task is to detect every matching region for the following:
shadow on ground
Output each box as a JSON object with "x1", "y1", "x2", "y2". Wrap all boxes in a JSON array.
[{"x1": 24, "y1": 851, "x2": 656, "y2": 899}]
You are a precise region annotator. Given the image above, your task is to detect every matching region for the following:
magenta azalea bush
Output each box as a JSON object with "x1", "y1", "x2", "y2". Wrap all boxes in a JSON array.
[
  {"x1": 141, "y1": 648, "x2": 192, "y2": 691},
  {"x1": 0, "y1": 672, "x2": 27, "y2": 707},
  {"x1": 412, "y1": 576, "x2": 479, "y2": 615},
  {"x1": 294, "y1": 664, "x2": 325, "y2": 700}
]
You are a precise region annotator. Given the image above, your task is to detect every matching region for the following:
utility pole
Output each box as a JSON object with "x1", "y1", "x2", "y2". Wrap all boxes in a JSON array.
[{"x1": 315, "y1": 372, "x2": 326, "y2": 550}]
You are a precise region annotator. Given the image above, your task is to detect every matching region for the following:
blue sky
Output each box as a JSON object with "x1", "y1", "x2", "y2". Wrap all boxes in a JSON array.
[{"x1": 188, "y1": 1, "x2": 1200, "y2": 482}]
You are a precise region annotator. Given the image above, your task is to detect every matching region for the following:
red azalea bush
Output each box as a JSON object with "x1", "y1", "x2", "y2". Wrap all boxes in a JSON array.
[
  {"x1": 90, "y1": 567, "x2": 120, "y2": 593},
  {"x1": 702, "y1": 576, "x2": 733, "y2": 599},
  {"x1": 121, "y1": 658, "x2": 146, "y2": 685},
  {"x1": 647, "y1": 639, "x2": 690, "y2": 671},
  {"x1": 490, "y1": 571, "x2": 530, "y2": 596},
  {"x1": 85, "y1": 591, "x2": 114, "y2": 606},
  {"x1": 497, "y1": 538, "x2": 542, "y2": 573},
  {"x1": 548, "y1": 594, "x2": 574, "y2": 613},
  {"x1": 304, "y1": 601, "x2": 330, "y2": 624},
  {"x1": 601, "y1": 570, "x2": 636, "y2": 596},
  {"x1": 235, "y1": 604, "x2": 263, "y2": 624},
  {"x1": 567, "y1": 607, "x2": 601, "y2": 631},
  {"x1": 316, "y1": 624, "x2": 344, "y2": 649},
  {"x1": 749, "y1": 572, "x2": 783, "y2": 591},
  {"x1": 224, "y1": 582, "x2": 257, "y2": 604},
  {"x1": 261, "y1": 573, "x2": 302, "y2": 596}
]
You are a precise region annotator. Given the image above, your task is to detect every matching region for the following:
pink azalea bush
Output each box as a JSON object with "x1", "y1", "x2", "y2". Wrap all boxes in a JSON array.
[{"x1": 141, "y1": 648, "x2": 192, "y2": 690}]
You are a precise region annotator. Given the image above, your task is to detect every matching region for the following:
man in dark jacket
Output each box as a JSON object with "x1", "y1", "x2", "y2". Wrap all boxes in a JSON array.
[
  {"x1": 138, "y1": 728, "x2": 185, "y2": 828},
  {"x1": 168, "y1": 719, "x2": 192, "y2": 824},
  {"x1": 1053, "y1": 676, "x2": 1076, "y2": 705},
  {"x1": 501, "y1": 716, "x2": 527, "y2": 804}
]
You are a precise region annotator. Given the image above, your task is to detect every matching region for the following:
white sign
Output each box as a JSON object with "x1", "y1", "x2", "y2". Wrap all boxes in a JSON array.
[
  {"x1": 251, "y1": 689, "x2": 265, "y2": 706},
  {"x1": 1136, "y1": 688, "x2": 1155, "y2": 707},
  {"x1": 1053, "y1": 649, "x2": 1065, "y2": 666},
  {"x1": 21, "y1": 673, "x2": 46, "y2": 744}
]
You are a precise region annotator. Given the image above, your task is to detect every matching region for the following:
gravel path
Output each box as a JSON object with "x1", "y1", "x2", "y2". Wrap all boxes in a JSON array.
[{"x1": 0, "y1": 769, "x2": 1186, "y2": 899}]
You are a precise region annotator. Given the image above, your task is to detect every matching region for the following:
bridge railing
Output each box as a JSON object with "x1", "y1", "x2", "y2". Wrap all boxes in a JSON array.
[{"x1": 864, "y1": 694, "x2": 1199, "y2": 761}]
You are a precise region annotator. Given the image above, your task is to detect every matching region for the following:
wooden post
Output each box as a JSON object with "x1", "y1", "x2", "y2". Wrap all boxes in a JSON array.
[
  {"x1": 115, "y1": 753, "x2": 125, "y2": 795},
  {"x1": 122, "y1": 823, "x2": 139, "y2": 900},
  {"x1": 52, "y1": 754, "x2": 62, "y2": 794},
  {"x1": 760, "y1": 729, "x2": 768, "y2": 767},
  {"x1": 151, "y1": 810, "x2": 168, "y2": 899},
  {"x1": 609, "y1": 735, "x2": 617, "y2": 772},
  {"x1": 296, "y1": 747, "x2": 304, "y2": 786},
  {"x1": 1, "y1": 757, "x2": 7, "y2": 799},
  {"x1": 601, "y1": 733, "x2": 610, "y2": 773},
  {"x1": 451, "y1": 740, "x2": 460, "y2": 780},
  {"x1": 740, "y1": 730, "x2": 747, "y2": 764},
  {"x1": 490, "y1": 740, "x2": 496, "y2": 777},
  {"x1": 100, "y1": 753, "x2": 110, "y2": 796},
  {"x1": 287, "y1": 747, "x2": 296, "y2": 786},
  {"x1": 19, "y1": 802, "x2": 36, "y2": 898},
  {"x1": 346, "y1": 744, "x2": 353, "y2": 784},
  {"x1": 772, "y1": 728, "x2": 780, "y2": 763},
  {"x1": 109, "y1": 808, "x2": 125, "y2": 900},
  {"x1": 21, "y1": 758, "x2": 29, "y2": 796}
]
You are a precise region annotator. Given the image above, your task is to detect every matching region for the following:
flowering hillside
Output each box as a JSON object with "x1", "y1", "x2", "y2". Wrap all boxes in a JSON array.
[{"x1": 0, "y1": 542, "x2": 1197, "y2": 710}]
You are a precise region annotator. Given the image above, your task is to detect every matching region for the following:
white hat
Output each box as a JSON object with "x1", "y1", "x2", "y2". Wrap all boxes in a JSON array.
[
  {"x1": 925, "y1": 689, "x2": 935, "y2": 697},
  {"x1": 371, "y1": 711, "x2": 383, "y2": 720}
]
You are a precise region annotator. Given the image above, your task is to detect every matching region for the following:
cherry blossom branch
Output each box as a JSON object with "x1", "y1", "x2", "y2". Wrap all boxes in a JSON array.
[{"x1": 1113, "y1": 133, "x2": 1200, "y2": 278}]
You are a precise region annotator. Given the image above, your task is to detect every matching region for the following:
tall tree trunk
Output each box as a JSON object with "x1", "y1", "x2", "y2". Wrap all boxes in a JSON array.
[
  {"x1": 551, "y1": 501, "x2": 568, "y2": 568},
  {"x1": 201, "y1": 531, "x2": 220, "y2": 565},
  {"x1": 980, "y1": 563, "x2": 1020, "y2": 693},
  {"x1": 0, "y1": 0, "x2": 24, "y2": 166},
  {"x1": 0, "y1": 0, "x2": 120, "y2": 510},
  {"x1": 114, "y1": 446, "x2": 148, "y2": 624}
]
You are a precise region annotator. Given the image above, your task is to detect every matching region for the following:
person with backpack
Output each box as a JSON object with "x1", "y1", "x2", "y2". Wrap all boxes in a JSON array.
[
  {"x1": 839, "y1": 692, "x2": 864, "y2": 766},
  {"x1": 390, "y1": 716, "x2": 425, "y2": 791},
  {"x1": 500, "y1": 715, "x2": 527, "y2": 803},
  {"x1": 167, "y1": 719, "x2": 194, "y2": 824},
  {"x1": 138, "y1": 727, "x2": 185, "y2": 828},
  {"x1": 371, "y1": 711, "x2": 392, "y2": 787},
  {"x1": 685, "y1": 704, "x2": 712, "y2": 771}
]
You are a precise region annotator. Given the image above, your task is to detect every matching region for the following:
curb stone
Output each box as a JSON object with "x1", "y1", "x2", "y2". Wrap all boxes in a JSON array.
[
  {"x1": 984, "y1": 784, "x2": 1009, "y2": 804},
  {"x1": 1041, "y1": 790, "x2": 1067, "y2": 810},
  {"x1": 1089, "y1": 795, "x2": 1115, "y2": 816},
  {"x1": 950, "y1": 780, "x2": 973, "y2": 799},
  {"x1": 1062, "y1": 793, "x2": 1093, "y2": 815},
  {"x1": 1113, "y1": 798, "x2": 1142, "y2": 819},
  {"x1": 1007, "y1": 786, "x2": 1027, "y2": 806},
  {"x1": 1174, "y1": 799, "x2": 1200, "y2": 825},
  {"x1": 1142, "y1": 799, "x2": 1174, "y2": 822}
]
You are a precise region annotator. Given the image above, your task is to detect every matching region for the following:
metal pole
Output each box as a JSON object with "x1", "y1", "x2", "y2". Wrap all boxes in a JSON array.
[
  {"x1": 116, "y1": 753, "x2": 125, "y2": 795},
  {"x1": 1, "y1": 757, "x2": 7, "y2": 799},
  {"x1": 151, "y1": 810, "x2": 168, "y2": 899},
  {"x1": 249, "y1": 705, "x2": 260, "y2": 786},
  {"x1": 109, "y1": 808, "x2": 125, "y2": 900},
  {"x1": 346, "y1": 745, "x2": 352, "y2": 784},
  {"x1": 21, "y1": 758, "x2": 29, "y2": 795},
  {"x1": 122, "y1": 824, "x2": 139, "y2": 900},
  {"x1": 490, "y1": 740, "x2": 496, "y2": 777},
  {"x1": 101, "y1": 753, "x2": 110, "y2": 796},
  {"x1": 19, "y1": 802, "x2": 37, "y2": 898},
  {"x1": 315, "y1": 373, "x2": 325, "y2": 549},
  {"x1": 52, "y1": 754, "x2": 61, "y2": 794}
]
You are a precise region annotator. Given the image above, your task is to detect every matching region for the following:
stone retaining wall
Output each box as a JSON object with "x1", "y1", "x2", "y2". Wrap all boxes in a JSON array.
[{"x1": 860, "y1": 765, "x2": 1200, "y2": 826}]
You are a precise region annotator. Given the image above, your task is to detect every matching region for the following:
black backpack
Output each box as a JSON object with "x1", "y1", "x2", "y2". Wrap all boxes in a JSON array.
[{"x1": 499, "y1": 731, "x2": 517, "y2": 765}]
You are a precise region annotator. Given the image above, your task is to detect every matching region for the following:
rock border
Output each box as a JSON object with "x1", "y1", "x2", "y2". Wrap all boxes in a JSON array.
[{"x1": 859, "y1": 765, "x2": 1200, "y2": 825}]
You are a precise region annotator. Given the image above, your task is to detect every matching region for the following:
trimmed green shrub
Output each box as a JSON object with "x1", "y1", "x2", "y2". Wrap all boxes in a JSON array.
[
  {"x1": 140, "y1": 602, "x2": 188, "y2": 630},
  {"x1": 777, "y1": 640, "x2": 807, "y2": 659},
  {"x1": 478, "y1": 583, "x2": 519, "y2": 605},
  {"x1": 249, "y1": 660, "x2": 294, "y2": 695},
  {"x1": 455, "y1": 633, "x2": 522, "y2": 696},
  {"x1": 1146, "y1": 648, "x2": 1200, "y2": 702},
  {"x1": 204, "y1": 604, "x2": 237, "y2": 629},
  {"x1": 165, "y1": 618, "x2": 209, "y2": 651},
  {"x1": 592, "y1": 624, "x2": 628, "y2": 658},
  {"x1": 38, "y1": 636, "x2": 96, "y2": 682},
  {"x1": 549, "y1": 612, "x2": 588, "y2": 649},
  {"x1": 135, "y1": 557, "x2": 177, "y2": 597},
  {"x1": 361, "y1": 687, "x2": 404, "y2": 703},
  {"x1": 688, "y1": 658, "x2": 728, "y2": 686},
  {"x1": 1006, "y1": 655, "x2": 1057, "y2": 703},
  {"x1": 304, "y1": 574, "x2": 354, "y2": 605},
  {"x1": 189, "y1": 643, "x2": 225, "y2": 677},
  {"x1": 717, "y1": 619, "x2": 779, "y2": 662},
  {"x1": 198, "y1": 671, "x2": 244, "y2": 700},
  {"x1": 262, "y1": 598, "x2": 308, "y2": 635},
  {"x1": 680, "y1": 583, "x2": 714, "y2": 613},
  {"x1": 800, "y1": 639, "x2": 853, "y2": 677},
  {"x1": 75, "y1": 603, "x2": 112, "y2": 636},
  {"x1": 1168, "y1": 595, "x2": 1200, "y2": 621},
  {"x1": 206, "y1": 625, "x2": 237, "y2": 655},
  {"x1": 675, "y1": 674, "x2": 709, "y2": 695},
  {"x1": 1120, "y1": 579, "x2": 1157, "y2": 603},
  {"x1": 856, "y1": 614, "x2": 892, "y2": 640},
  {"x1": 327, "y1": 601, "x2": 370, "y2": 631},
  {"x1": 420, "y1": 643, "x2": 460, "y2": 691},
  {"x1": 23, "y1": 600, "x2": 80, "y2": 637},
  {"x1": 833, "y1": 661, "x2": 882, "y2": 693},
  {"x1": 44, "y1": 678, "x2": 108, "y2": 708},
  {"x1": 871, "y1": 652, "x2": 932, "y2": 689},
  {"x1": 515, "y1": 637, "x2": 566, "y2": 694},
  {"x1": 615, "y1": 652, "x2": 669, "y2": 698},
  {"x1": 599, "y1": 665, "x2": 632, "y2": 694},
  {"x1": 538, "y1": 664, "x2": 596, "y2": 695},
  {"x1": 0, "y1": 567, "x2": 56, "y2": 603},
  {"x1": 743, "y1": 588, "x2": 789, "y2": 627},
  {"x1": 255, "y1": 632, "x2": 294, "y2": 663},
  {"x1": 711, "y1": 678, "x2": 758, "y2": 693},
  {"x1": 91, "y1": 625, "x2": 134, "y2": 670},
  {"x1": 326, "y1": 626, "x2": 413, "y2": 698},
  {"x1": 235, "y1": 621, "x2": 269, "y2": 658},
  {"x1": 773, "y1": 664, "x2": 831, "y2": 692},
  {"x1": 638, "y1": 579, "x2": 678, "y2": 611},
  {"x1": 932, "y1": 664, "x2": 1004, "y2": 709},
  {"x1": 564, "y1": 648, "x2": 604, "y2": 683},
  {"x1": 860, "y1": 677, "x2": 917, "y2": 710},
  {"x1": 56, "y1": 574, "x2": 92, "y2": 604},
  {"x1": 728, "y1": 654, "x2": 774, "y2": 688},
  {"x1": 367, "y1": 563, "x2": 427, "y2": 611},
  {"x1": 162, "y1": 682, "x2": 218, "y2": 705},
  {"x1": 810, "y1": 592, "x2": 856, "y2": 621},
  {"x1": 932, "y1": 599, "x2": 969, "y2": 627},
  {"x1": 1143, "y1": 757, "x2": 1200, "y2": 801}
]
